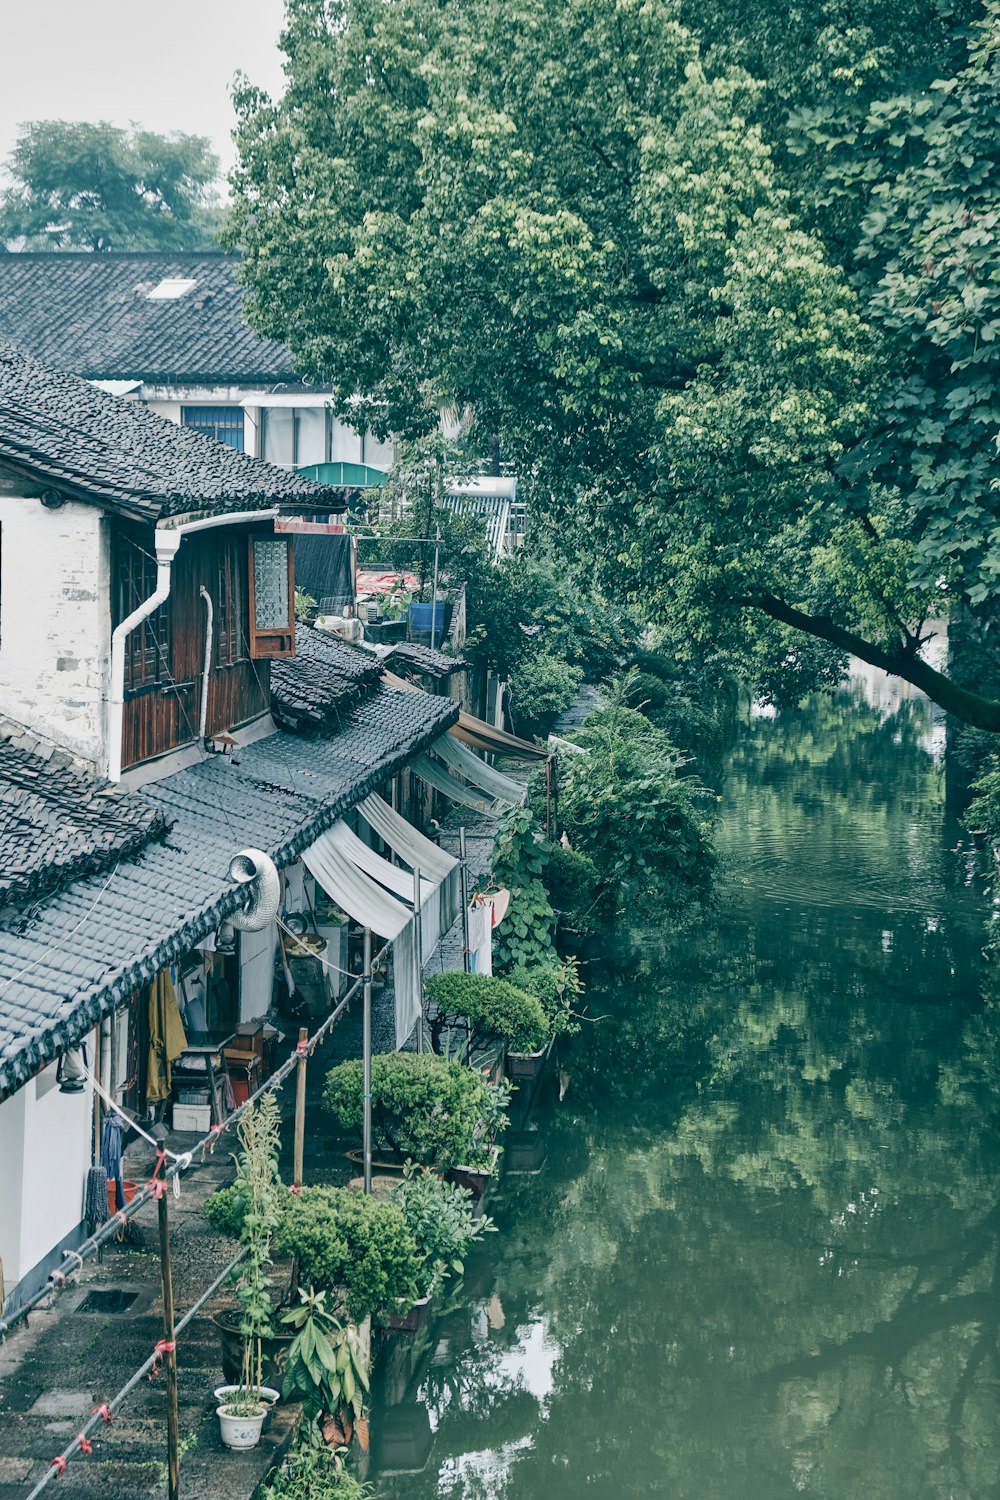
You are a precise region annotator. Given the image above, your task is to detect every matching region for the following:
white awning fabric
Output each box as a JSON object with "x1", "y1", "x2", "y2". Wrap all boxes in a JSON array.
[
  {"x1": 302, "y1": 825, "x2": 421, "y2": 1048},
  {"x1": 357, "y1": 794, "x2": 462, "y2": 946},
  {"x1": 433, "y1": 733, "x2": 527, "y2": 807},
  {"x1": 411, "y1": 752, "x2": 500, "y2": 815}
]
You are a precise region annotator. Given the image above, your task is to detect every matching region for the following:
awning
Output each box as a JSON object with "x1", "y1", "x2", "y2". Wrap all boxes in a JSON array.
[
  {"x1": 433, "y1": 733, "x2": 526, "y2": 807},
  {"x1": 381, "y1": 669, "x2": 549, "y2": 762},
  {"x1": 358, "y1": 794, "x2": 461, "y2": 945},
  {"x1": 411, "y1": 752, "x2": 503, "y2": 815},
  {"x1": 302, "y1": 826, "x2": 421, "y2": 1048}
]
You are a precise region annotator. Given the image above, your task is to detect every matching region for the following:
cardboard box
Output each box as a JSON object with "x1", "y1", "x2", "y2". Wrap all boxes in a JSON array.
[{"x1": 172, "y1": 1102, "x2": 212, "y2": 1133}]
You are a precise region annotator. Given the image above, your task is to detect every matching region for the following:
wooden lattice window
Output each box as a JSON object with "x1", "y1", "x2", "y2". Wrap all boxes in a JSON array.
[
  {"x1": 114, "y1": 529, "x2": 171, "y2": 691},
  {"x1": 215, "y1": 536, "x2": 248, "y2": 667}
]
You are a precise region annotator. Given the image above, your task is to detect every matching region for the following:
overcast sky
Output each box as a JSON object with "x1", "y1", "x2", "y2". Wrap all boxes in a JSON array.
[{"x1": 0, "y1": 0, "x2": 288, "y2": 180}]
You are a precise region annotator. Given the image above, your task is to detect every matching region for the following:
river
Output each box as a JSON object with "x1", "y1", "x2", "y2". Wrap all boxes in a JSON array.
[{"x1": 373, "y1": 678, "x2": 1000, "y2": 1499}]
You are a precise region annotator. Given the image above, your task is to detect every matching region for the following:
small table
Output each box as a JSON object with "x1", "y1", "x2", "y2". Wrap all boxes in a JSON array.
[{"x1": 175, "y1": 1034, "x2": 234, "y2": 1126}]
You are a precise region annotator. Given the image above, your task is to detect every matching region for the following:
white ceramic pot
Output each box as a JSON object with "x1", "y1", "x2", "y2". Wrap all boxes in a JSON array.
[
  {"x1": 217, "y1": 1403, "x2": 267, "y2": 1450},
  {"x1": 214, "y1": 1384, "x2": 280, "y2": 1408}
]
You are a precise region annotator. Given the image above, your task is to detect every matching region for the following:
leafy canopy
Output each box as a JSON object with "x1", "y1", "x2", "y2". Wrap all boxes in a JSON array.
[
  {"x1": 0, "y1": 121, "x2": 223, "y2": 251},
  {"x1": 231, "y1": 0, "x2": 1000, "y2": 729}
]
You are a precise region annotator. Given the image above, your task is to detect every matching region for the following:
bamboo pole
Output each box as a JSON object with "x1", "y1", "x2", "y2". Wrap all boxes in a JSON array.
[
  {"x1": 293, "y1": 1025, "x2": 308, "y2": 1192},
  {"x1": 413, "y1": 864, "x2": 424, "y2": 1054},
  {"x1": 156, "y1": 1191, "x2": 180, "y2": 1500},
  {"x1": 363, "y1": 928, "x2": 373, "y2": 1195}
]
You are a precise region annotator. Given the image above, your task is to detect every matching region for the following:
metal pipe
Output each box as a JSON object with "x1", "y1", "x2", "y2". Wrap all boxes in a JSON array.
[
  {"x1": 429, "y1": 529, "x2": 441, "y2": 650},
  {"x1": 363, "y1": 928, "x2": 372, "y2": 1194},
  {"x1": 460, "y1": 828, "x2": 470, "y2": 974},
  {"x1": 413, "y1": 863, "x2": 424, "y2": 1053},
  {"x1": 198, "y1": 585, "x2": 214, "y2": 743}
]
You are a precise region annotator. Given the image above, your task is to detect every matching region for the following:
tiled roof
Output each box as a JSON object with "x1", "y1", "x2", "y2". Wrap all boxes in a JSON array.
[
  {"x1": 0, "y1": 253, "x2": 298, "y2": 385},
  {"x1": 271, "y1": 624, "x2": 384, "y2": 732},
  {"x1": 387, "y1": 642, "x2": 469, "y2": 679},
  {"x1": 0, "y1": 687, "x2": 458, "y2": 1100},
  {"x1": 0, "y1": 718, "x2": 170, "y2": 912},
  {"x1": 0, "y1": 338, "x2": 349, "y2": 519}
]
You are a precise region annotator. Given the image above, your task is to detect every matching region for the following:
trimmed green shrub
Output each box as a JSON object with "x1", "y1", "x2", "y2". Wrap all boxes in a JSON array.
[
  {"x1": 507, "y1": 958, "x2": 583, "y2": 1037},
  {"x1": 623, "y1": 670, "x2": 671, "y2": 715},
  {"x1": 323, "y1": 1052, "x2": 506, "y2": 1169},
  {"x1": 424, "y1": 971, "x2": 551, "y2": 1053},
  {"x1": 542, "y1": 843, "x2": 602, "y2": 932},
  {"x1": 509, "y1": 649, "x2": 583, "y2": 738},
  {"x1": 274, "y1": 1186, "x2": 421, "y2": 1324},
  {"x1": 396, "y1": 1163, "x2": 495, "y2": 1298}
]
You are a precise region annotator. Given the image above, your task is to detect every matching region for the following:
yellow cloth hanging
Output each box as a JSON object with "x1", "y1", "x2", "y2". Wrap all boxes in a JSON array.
[{"x1": 146, "y1": 970, "x2": 187, "y2": 1104}]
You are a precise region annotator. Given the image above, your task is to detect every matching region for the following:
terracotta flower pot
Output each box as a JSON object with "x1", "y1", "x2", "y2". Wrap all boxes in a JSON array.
[{"x1": 107, "y1": 1179, "x2": 137, "y2": 1215}]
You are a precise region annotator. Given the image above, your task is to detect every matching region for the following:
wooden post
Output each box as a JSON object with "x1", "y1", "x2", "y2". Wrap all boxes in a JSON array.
[
  {"x1": 545, "y1": 757, "x2": 553, "y2": 841},
  {"x1": 363, "y1": 928, "x2": 373, "y2": 1195},
  {"x1": 157, "y1": 1190, "x2": 180, "y2": 1500},
  {"x1": 413, "y1": 865, "x2": 425, "y2": 1054},
  {"x1": 459, "y1": 828, "x2": 471, "y2": 974},
  {"x1": 293, "y1": 1026, "x2": 308, "y2": 1192}
]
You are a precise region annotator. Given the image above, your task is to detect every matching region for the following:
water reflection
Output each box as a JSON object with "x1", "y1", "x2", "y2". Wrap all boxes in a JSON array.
[{"x1": 374, "y1": 685, "x2": 1000, "y2": 1500}]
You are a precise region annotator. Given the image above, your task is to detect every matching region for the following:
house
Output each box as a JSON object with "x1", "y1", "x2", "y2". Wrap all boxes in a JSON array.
[
  {"x1": 0, "y1": 340, "x2": 520, "y2": 1318},
  {"x1": 0, "y1": 251, "x2": 395, "y2": 475}
]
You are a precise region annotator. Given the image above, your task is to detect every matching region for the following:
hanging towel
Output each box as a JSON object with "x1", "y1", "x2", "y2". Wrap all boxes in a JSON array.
[
  {"x1": 468, "y1": 901, "x2": 493, "y2": 976},
  {"x1": 101, "y1": 1114, "x2": 128, "y2": 1215},
  {"x1": 146, "y1": 971, "x2": 188, "y2": 1104}
]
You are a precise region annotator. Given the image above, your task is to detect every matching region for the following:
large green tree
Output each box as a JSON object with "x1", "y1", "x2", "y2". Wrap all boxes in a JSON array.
[
  {"x1": 229, "y1": 0, "x2": 1000, "y2": 728},
  {"x1": 0, "y1": 121, "x2": 224, "y2": 251}
]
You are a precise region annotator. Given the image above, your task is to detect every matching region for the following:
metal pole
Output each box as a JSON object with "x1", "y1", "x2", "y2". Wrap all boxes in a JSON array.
[
  {"x1": 413, "y1": 864, "x2": 424, "y2": 1053},
  {"x1": 156, "y1": 1191, "x2": 180, "y2": 1500},
  {"x1": 429, "y1": 532, "x2": 441, "y2": 649},
  {"x1": 293, "y1": 1026, "x2": 308, "y2": 1193},
  {"x1": 459, "y1": 827, "x2": 471, "y2": 974},
  {"x1": 363, "y1": 927, "x2": 372, "y2": 1194}
]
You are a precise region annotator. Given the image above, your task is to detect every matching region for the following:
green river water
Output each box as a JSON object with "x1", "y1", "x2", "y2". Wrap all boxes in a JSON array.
[{"x1": 373, "y1": 681, "x2": 1000, "y2": 1499}]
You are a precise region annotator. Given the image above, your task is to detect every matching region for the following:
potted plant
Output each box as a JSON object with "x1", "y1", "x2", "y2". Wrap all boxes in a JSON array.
[
  {"x1": 280, "y1": 1286, "x2": 371, "y2": 1449},
  {"x1": 323, "y1": 1052, "x2": 509, "y2": 1172},
  {"x1": 423, "y1": 971, "x2": 551, "y2": 1075},
  {"x1": 503, "y1": 959, "x2": 583, "y2": 1078},
  {"x1": 449, "y1": 1073, "x2": 513, "y2": 1195},
  {"x1": 388, "y1": 1163, "x2": 495, "y2": 1330},
  {"x1": 208, "y1": 1097, "x2": 285, "y2": 1449}
]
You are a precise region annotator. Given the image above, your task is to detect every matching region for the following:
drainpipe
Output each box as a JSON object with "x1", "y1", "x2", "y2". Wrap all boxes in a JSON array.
[
  {"x1": 106, "y1": 509, "x2": 279, "y2": 782},
  {"x1": 198, "y1": 586, "x2": 214, "y2": 744}
]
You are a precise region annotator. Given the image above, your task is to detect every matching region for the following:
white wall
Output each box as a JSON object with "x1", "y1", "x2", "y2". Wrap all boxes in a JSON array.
[
  {"x1": 238, "y1": 921, "x2": 277, "y2": 1022},
  {"x1": 0, "y1": 1067, "x2": 92, "y2": 1294},
  {"x1": 0, "y1": 496, "x2": 109, "y2": 767}
]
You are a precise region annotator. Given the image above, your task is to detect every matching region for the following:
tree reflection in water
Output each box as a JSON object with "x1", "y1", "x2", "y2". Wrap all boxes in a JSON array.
[{"x1": 375, "y1": 686, "x2": 1000, "y2": 1500}]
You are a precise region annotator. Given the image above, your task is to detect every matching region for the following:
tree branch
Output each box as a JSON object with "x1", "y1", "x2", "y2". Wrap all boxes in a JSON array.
[{"x1": 752, "y1": 592, "x2": 1000, "y2": 731}]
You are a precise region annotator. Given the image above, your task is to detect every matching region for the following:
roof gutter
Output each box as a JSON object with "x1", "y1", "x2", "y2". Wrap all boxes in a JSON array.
[{"x1": 107, "y1": 508, "x2": 279, "y2": 782}]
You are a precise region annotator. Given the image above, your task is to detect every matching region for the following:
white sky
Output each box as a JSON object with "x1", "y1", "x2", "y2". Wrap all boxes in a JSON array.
[{"x1": 0, "y1": 0, "x2": 289, "y2": 181}]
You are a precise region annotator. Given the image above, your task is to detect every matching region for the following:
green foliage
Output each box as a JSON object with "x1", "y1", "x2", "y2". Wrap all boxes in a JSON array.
[
  {"x1": 489, "y1": 807, "x2": 559, "y2": 970},
  {"x1": 560, "y1": 693, "x2": 716, "y2": 913},
  {"x1": 323, "y1": 1052, "x2": 507, "y2": 1168},
  {"x1": 509, "y1": 651, "x2": 584, "y2": 739},
  {"x1": 262, "y1": 1442, "x2": 372, "y2": 1500},
  {"x1": 0, "y1": 121, "x2": 223, "y2": 251},
  {"x1": 622, "y1": 671, "x2": 671, "y2": 717},
  {"x1": 275, "y1": 1187, "x2": 421, "y2": 1324},
  {"x1": 541, "y1": 844, "x2": 602, "y2": 933},
  {"x1": 226, "y1": 1096, "x2": 285, "y2": 1397},
  {"x1": 424, "y1": 971, "x2": 551, "y2": 1053},
  {"x1": 395, "y1": 1163, "x2": 496, "y2": 1298},
  {"x1": 280, "y1": 1287, "x2": 370, "y2": 1429},
  {"x1": 507, "y1": 958, "x2": 583, "y2": 1037}
]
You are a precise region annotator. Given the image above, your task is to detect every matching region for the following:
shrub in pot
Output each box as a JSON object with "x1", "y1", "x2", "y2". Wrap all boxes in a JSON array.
[
  {"x1": 323, "y1": 1052, "x2": 509, "y2": 1170},
  {"x1": 506, "y1": 958, "x2": 583, "y2": 1038},
  {"x1": 274, "y1": 1184, "x2": 422, "y2": 1325},
  {"x1": 395, "y1": 1162, "x2": 495, "y2": 1301},
  {"x1": 423, "y1": 971, "x2": 551, "y2": 1057}
]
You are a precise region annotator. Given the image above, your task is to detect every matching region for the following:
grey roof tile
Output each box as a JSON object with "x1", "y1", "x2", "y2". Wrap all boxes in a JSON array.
[
  {"x1": 387, "y1": 642, "x2": 469, "y2": 678},
  {"x1": 0, "y1": 687, "x2": 458, "y2": 1100},
  {"x1": 0, "y1": 253, "x2": 298, "y2": 384},
  {"x1": 270, "y1": 624, "x2": 383, "y2": 731},
  {"x1": 0, "y1": 338, "x2": 347, "y2": 518}
]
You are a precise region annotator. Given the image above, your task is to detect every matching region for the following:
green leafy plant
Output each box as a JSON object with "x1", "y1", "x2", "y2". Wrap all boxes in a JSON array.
[
  {"x1": 262, "y1": 1442, "x2": 372, "y2": 1499},
  {"x1": 509, "y1": 649, "x2": 584, "y2": 739},
  {"x1": 541, "y1": 843, "x2": 602, "y2": 933},
  {"x1": 227, "y1": 1095, "x2": 284, "y2": 1405},
  {"x1": 275, "y1": 1186, "x2": 422, "y2": 1325},
  {"x1": 489, "y1": 807, "x2": 559, "y2": 971},
  {"x1": 424, "y1": 971, "x2": 551, "y2": 1055},
  {"x1": 280, "y1": 1287, "x2": 370, "y2": 1429},
  {"x1": 395, "y1": 1163, "x2": 496, "y2": 1299},
  {"x1": 507, "y1": 958, "x2": 583, "y2": 1037},
  {"x1": 323, "y1": 1052, "x2": 506, "y2": 1169}
]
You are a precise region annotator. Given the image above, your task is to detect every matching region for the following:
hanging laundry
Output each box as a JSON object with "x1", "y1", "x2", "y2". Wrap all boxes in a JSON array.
[
  {"x1": 147, "y1": 970, "x2": 188, "y2": 1104},
  {"x1": 468, "y1": 900, "x2": 493, "y2": 976},
  {"x1": 101, "y1": 1113, "x2": 128, "y2": 1214}
]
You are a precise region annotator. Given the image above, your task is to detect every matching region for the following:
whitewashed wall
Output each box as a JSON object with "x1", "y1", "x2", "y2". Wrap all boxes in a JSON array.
[
  {"x1": 0, "y1": 496, "x2": 109, "y2": 768},
  {"x1": 0, "y1": 1068, "x2": 92, "y2": 1296},
  {"x1": 238, "y1": 922, "x2": 277, "y2": 1022}
]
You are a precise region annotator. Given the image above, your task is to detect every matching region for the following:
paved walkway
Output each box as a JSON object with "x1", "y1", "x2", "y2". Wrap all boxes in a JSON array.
[{"x1": 0, "y1": 803, "x2": 504, "y2": 1500}]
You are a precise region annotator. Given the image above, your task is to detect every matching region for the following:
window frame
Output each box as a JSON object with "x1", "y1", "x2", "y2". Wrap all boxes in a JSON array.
[{"x1": 247, "y1": 535, "x2": 295, "y2": 659}]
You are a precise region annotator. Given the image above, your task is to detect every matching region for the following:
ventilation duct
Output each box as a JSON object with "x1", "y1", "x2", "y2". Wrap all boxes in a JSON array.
[{"x1": 228, "y1": 848, "x2": 281, "y2": 931}]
